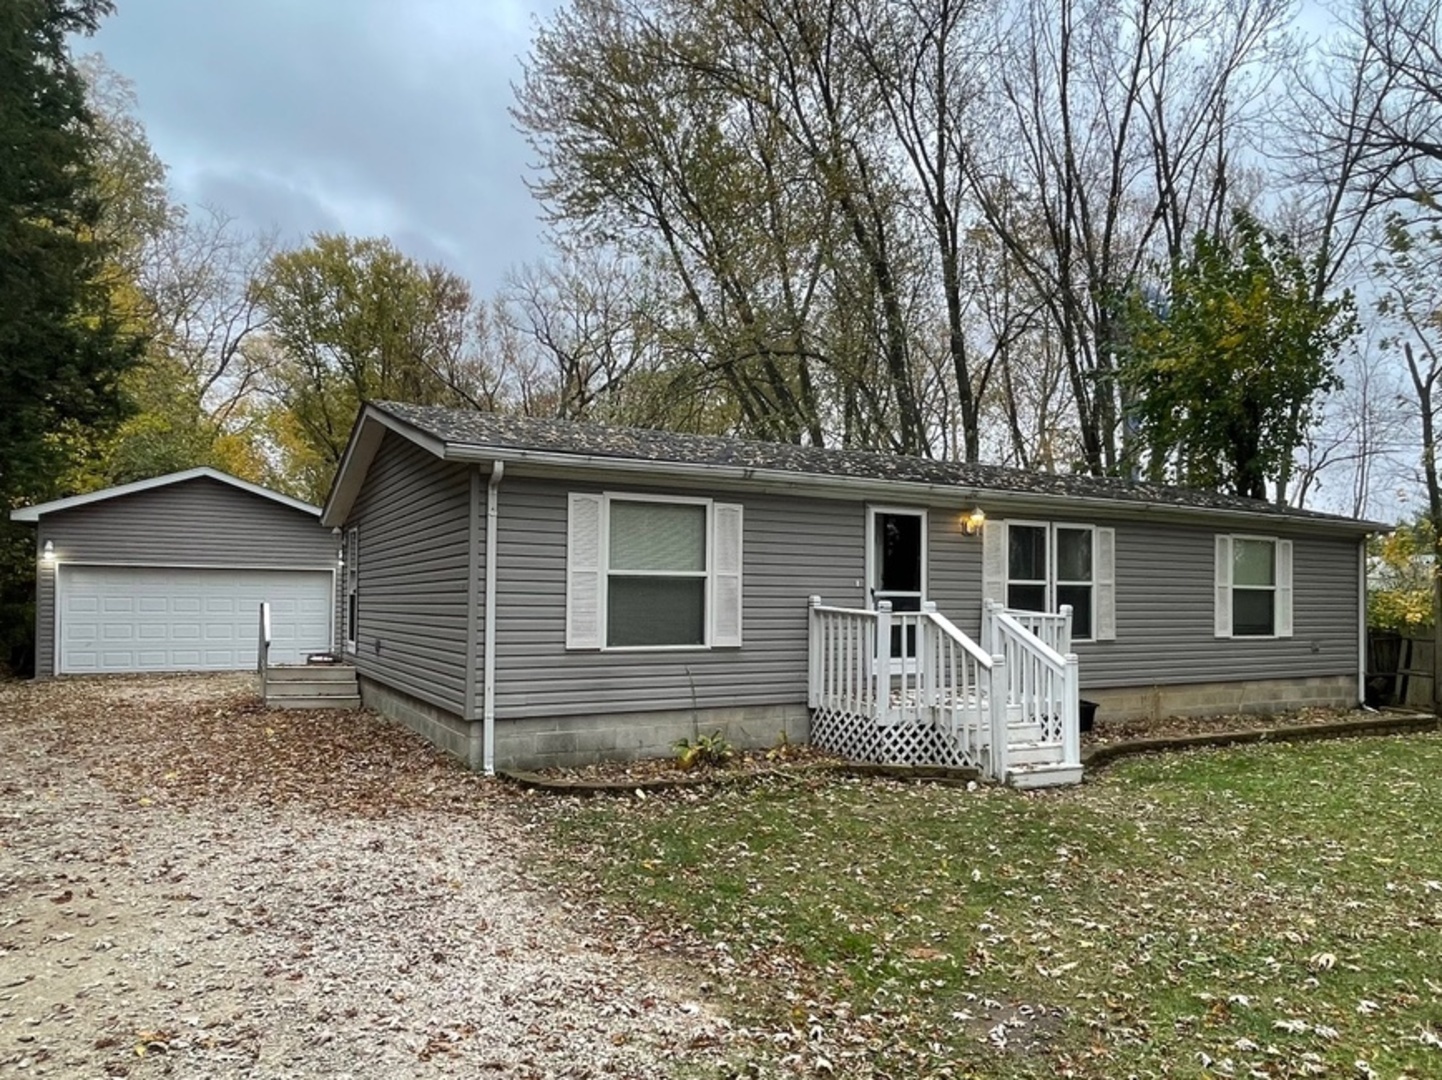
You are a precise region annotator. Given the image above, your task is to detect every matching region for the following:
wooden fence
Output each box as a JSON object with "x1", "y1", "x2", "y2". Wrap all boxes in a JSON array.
[{"x1": 1368, "y1": 631, "x2": 1435, "y2": 709}]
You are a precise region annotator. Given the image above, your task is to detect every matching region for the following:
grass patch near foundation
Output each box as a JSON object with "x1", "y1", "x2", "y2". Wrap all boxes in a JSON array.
[{"x1": 545, "y1": 733, "x2": 1442, "y2": 1078}]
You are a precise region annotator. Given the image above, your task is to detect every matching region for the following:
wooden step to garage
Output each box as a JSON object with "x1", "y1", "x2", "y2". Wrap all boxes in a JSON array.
[{"x1": 264, "y1": 664, "x2": 360, "y2": 710}]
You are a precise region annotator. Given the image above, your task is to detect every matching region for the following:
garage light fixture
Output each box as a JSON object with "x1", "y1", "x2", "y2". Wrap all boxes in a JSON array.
[{"x1": 41, "y1": 540, "x2": 54, "y2": 562}]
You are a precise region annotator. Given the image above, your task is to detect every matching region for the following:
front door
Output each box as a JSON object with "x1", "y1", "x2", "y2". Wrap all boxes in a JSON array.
[{"x1": 869, "y1": 508, "x2": 926, "y2": 666}]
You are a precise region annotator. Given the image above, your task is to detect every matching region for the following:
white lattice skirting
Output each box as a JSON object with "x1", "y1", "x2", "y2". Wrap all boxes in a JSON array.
[{"x1": 811, "y1": 706, "x2": 982, "y2": 769}]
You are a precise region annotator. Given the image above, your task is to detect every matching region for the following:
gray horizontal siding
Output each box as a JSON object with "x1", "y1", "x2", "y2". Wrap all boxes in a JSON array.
[
  {"x1": 928, "y1": 510, "x2": 983, "y2": 626},
  {"x1": 347, "y1": 433, "x2": 473, "y2": 717},
  {"x1": 491, "y1": 480, "x2": 1361, "y2": 720},
  {"x1": 920, "y1": 513, "x2": 1360, "y2": 690},
  {"x1": 1076, "y1": 522, "x2": 1359, "y2": 689},
  {"x1": 36, "y1": 554, "x2": 53, "y2": 679},
  {"x1": 35, "y1": 477, "x2": 337, "y2": 676},
  {"x1": 493, "y1": 478, "x2": 863, "y2": 719}
]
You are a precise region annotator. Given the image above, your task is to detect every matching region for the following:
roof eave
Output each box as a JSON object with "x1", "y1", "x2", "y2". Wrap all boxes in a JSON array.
[
  {"x1": 441, "y1": 442, "x2": 1383, "y2": 534},
  {"x1": 320, "y1": 404, "x2": 449, "y2": 527}
]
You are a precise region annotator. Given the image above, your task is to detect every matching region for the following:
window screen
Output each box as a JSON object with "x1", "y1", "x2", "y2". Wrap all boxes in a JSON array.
[
  {"x1": 607, "y1": 501, "x2": 707, "y2": 647},
  {"x1": 1232, "y1": 538, "x2": 1276, "y2": 636}
]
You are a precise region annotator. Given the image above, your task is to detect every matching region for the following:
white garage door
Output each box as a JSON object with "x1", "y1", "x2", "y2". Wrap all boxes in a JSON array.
[{"x1": 58, "y1": 566, "x2": 333, "y2": 674}]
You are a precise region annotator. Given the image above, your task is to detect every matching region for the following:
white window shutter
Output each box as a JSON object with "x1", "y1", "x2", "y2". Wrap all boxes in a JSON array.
[
  {"x1": 981, "y1": 519, "x2": 1007, "y2": 606},
  {"x1": 1095, "y1": 526, "x2": 1116, "y2": 641},
  {"x1": 1275, "y1": 539, "x2": 1293, "y2": 638},
  {"x1": 710, "y1": 503, "x2": 744, "y2": 647},
  {"x1": 566, "y1": 493, "x2": 604, "y2": 649},
  {"x1": 1214, "y1": 534, "x2": 1233, "y2": 638}
]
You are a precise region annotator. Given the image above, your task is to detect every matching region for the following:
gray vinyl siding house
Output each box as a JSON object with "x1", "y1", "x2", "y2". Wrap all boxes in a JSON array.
[
  {"x1": 344, "y1": 436, "x2": 474, "y2": 717},
  {"x1": 12, "y1": 470, "x2": 341, "y2": 676},
  {"x1": 325, "y1": 403, "x2": 1378, "y2": 773}
]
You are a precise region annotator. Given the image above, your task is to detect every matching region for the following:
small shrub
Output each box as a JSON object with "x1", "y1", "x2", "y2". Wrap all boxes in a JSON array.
[
  {"x1": 674, "y1": 731, "x2": 735, "y2": 770},
  {"x1": 766, "y1": 731, "x2": 802, "y2": 762}
]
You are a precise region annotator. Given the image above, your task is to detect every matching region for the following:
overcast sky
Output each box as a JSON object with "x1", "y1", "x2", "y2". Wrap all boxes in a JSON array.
[{"x1": 82, "y1": 0, "x2": 555, "y2": 296}]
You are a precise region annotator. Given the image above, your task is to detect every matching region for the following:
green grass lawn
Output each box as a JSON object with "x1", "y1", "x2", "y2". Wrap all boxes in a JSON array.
[{"x1": 543, "y1": 735, "x2": 1442, "y2": 1078}]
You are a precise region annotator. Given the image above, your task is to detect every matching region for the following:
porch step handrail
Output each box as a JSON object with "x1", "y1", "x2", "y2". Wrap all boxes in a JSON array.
[
  {"x1": 913, "y1": 602, "x2": 1007, "y2": 780},
  {"x1": 985, "y1": 603, "x2": 1073, "y2": 657},
  {"x1": 808, "y1": 597, "x2": 1009, "y2": 780},
  {"x1": 983, "y1": 600, "x2": 1081, "y2": 767},
  {"x1": 257, "y1": 601, "x2": 272, "y2": 698}
]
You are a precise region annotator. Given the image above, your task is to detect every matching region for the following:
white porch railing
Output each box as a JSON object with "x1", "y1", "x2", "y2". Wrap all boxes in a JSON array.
[
  {"x1": 982, "y1": 600, "x2": 1081, "y2": 768},
  {"x1": 808, "y1": 597, "x2": 1010, "y2": 779},
  {"x1": 985, "y1": 602, "x2": 1072, "y2": 657},
  {"x1": 807, "y1": 597, "x2": 1083, "y2": 783},
  {"x1": 257, "y1": 601, "x2": 272, "y2": 697}
]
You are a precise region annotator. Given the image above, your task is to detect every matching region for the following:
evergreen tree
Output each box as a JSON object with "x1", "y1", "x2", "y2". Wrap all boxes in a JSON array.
[
  {"x1": 0, "y1": 0, "x2": 144, "y2": 673},
  {"x1": 0, "y1": 0, "x2": 144, "y2": 504}
]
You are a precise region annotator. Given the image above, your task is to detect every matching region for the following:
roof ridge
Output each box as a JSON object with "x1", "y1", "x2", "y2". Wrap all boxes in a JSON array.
[
  {"x1": 369, "y1": 401, "x2": 1383, "y2": 529},
  {"x1": 11, "y1": 467, "x2": 320, "y2": 523}
]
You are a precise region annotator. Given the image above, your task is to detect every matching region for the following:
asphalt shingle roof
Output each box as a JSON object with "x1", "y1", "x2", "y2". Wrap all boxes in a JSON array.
[{"x1": 375, "y1": 401, "x2": 1380, "y2": 529}]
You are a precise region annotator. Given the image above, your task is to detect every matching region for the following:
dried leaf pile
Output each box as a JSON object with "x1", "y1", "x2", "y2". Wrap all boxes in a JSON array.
[
  {"x1": 0, "y1": 675, "x2": 728, "y2": 1078},
  {"x1": 538, "y1": 734, "x2": 1442, "y2": 1078}
]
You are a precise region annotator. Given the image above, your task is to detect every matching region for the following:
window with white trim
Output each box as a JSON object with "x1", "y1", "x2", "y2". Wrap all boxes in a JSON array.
[
  {"x1": 609, "y1": 499, "x2": 707, "y2": 646},
  {"x1": 566, "y1": 493, "x2": 743, "y2": 650},
  {"x1": 1215, "y1": 535, "x2": 1292, "y2": 638},
  {"x1": 984, "y1": 520, "x2": 1116, "y2": 641},
  {"x1": 1006, "y1": 524, "x2": 1095, "y2": 640},
  {"x1": 343, "y1": 527, "x2": 359, "y2": 652}
]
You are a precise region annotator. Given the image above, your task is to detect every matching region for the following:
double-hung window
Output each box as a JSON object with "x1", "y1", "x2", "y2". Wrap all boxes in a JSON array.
[
  {"x1": 1215, "y1": 535, "x2": 1292, "y2": 638},
  {"x1": 985, "y1": 520, "x2": 1116, "y2": 641},
  {"x1": 608, "y1": 499, "x2": 708, "y2": 647},
  {"x1": 566, "y1": 493, "x2": 744, "y2": 650}
]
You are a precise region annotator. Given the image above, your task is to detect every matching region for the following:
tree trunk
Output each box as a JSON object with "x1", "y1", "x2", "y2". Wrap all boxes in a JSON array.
[{"x1": 1405, "y1": 342, "x2": 1442, "y2": 714}]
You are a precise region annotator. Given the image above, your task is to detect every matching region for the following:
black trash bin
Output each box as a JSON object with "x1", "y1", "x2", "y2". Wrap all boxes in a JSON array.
[{"x1": 1079, "y1": 699, "x2": 1098, "y2": 734}]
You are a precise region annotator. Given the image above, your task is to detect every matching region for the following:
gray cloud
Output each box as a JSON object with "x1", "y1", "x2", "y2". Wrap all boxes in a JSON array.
[{"x1": 85, "y1": 0, "x2": 556, "y2": 294}]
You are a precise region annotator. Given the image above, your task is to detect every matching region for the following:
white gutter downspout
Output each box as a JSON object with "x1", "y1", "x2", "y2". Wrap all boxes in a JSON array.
[{"x1": 483, "y1": 461, "x2": 504, "y2": 776}]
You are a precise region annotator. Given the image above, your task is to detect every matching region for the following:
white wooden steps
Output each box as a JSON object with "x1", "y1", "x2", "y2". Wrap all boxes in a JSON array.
[{"x1": 1007, "y1": 762, "x2": 1086, "y2": 789}]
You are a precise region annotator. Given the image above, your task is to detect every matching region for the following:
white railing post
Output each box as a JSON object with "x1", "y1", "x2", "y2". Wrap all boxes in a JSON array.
[
  {"x1": 921, "y1": 601, "x2": 937, "y2": 714},
  {"x1": 874, "y1": 601, "x2": 892, "y2": 725},
  {"x1": 808, "y1": 596, "x2": 822, "y2": 708},
  {"x1": 257, "y1": 601, "x2": 271, "y2": 698},
  {"x1": 1058, "y1": 604, "x2": 1074, "y2": 656},
  {"x1": 1063, "y1": 652, "x2": 1081, "y2": 766},
  {"x1": 988, "y1": 652, "x2": 1008, "y2": 782}
]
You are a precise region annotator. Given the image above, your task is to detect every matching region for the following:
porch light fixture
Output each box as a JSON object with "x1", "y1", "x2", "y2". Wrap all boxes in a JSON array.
[
  {"x1": 41, "y1": 540, "x2": 55, "y2": 562},
  {"x1": 962, "y1": 508, "x2": 986, "y2": 536},
  {"x1": 337, "y1": 547, "x2": 345, "y2": 567}
]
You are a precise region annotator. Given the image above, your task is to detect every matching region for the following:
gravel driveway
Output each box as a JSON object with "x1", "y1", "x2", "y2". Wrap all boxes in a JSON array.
[{"x1": 0, "y1": 676, "x2": 726, "y2": 1078}]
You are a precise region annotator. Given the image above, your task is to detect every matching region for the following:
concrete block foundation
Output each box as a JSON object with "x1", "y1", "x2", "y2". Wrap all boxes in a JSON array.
[
  {"x1": 494, "y1": 704, "x2": 811, "y2": 771},
  {"x1": 1085, "y1": 674, "x2": 1359, "y2": 727},
  {"x1": 358, "y1": 674, "x2": 809, "y2": 772},
  {"x1": 362, "y1": 671, "x2": 1360, "y2": 770},
  {"x1": 358, "y1": 676, "x2": 479, "y2": 767}
]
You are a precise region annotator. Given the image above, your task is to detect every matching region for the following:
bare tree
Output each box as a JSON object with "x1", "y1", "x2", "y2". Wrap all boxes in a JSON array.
[
  {"x1": 1292, "y1": 330, "x2": 1415, "y2": 518},
  {"x1": 1342, "y1": 0, "x2": 1442, "y2": 206},
  {"x1": 515, "y1": 0, "x2": 943, "y2": 451},
  {"x1": 964, "y1": 0, "x2": 1295, "y2": 475},
  {"x1": 1373, "y1": 211, "x2": 1442, "y2": 708},
  {"x1": 498, "y1": 250, "x2": 656, "y2": 420},
  {"x1": 141, "y1": 206, "x2": 277, "y2": 428}
]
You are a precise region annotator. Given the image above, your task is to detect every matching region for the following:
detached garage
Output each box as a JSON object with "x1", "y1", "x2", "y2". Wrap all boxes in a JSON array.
[{"x1": 11, "y1": 469, "x2": 341, "y2": 675}]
